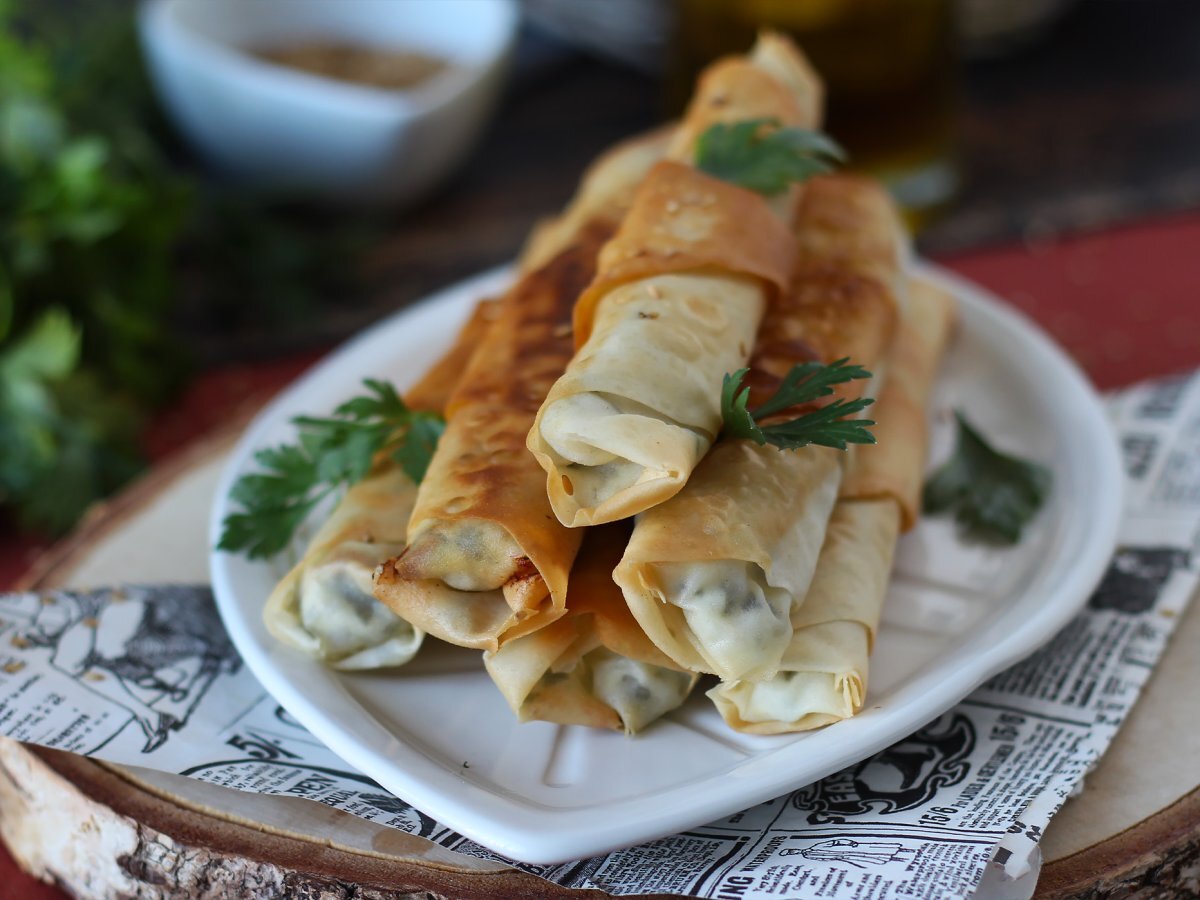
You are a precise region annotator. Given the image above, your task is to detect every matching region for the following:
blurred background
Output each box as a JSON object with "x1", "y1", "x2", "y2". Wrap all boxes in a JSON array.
[{"x1": 2, "y1": 0, "x2": 1198, "y2": 553}]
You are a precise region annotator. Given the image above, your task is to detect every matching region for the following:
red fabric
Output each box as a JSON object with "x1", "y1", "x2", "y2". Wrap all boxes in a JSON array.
[
  {"x1": 0, "y1": 865, "x2": 63, "y2": 900},
  {"x1": 1, "y1": 213, "x2": 1198, "y2": 894},
  {"x1": 940, "y1": 213, "x2": 1200, "y2": 391}
]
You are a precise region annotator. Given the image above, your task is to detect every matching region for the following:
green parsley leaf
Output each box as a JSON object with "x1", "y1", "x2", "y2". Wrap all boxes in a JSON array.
[
  {"x1": 720, "y1": 368, "x2": 759, "y2": 441},
  {"x1": 218, "y1": 379, "x2": 444, "y2": 559},
  {"x1": 721, "y1": 358, "x2": 876, "y2": 451},
  {"x1": 695, "y1": 118, "x2": 846, "y2": 195},
  {"x1": 923, "y1": 411, "x2": 1052, "y2": 544},
  {"x1": 0, "y1": 308, "x2": 144, "y2": 533},
  {"x1": 395, "y1": 415, "x2": 445, "y2": 483},
  {"x1": 0, "y1": 0, "x2": 381, "y2": 537},
  {"x1": 1, "y1": 305, "x2": 78, "y2": 382}
]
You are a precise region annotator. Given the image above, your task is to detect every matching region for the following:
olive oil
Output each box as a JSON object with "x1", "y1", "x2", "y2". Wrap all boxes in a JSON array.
[{"x1": 672, "y1": 0, "x2": 959, "y2": 224}]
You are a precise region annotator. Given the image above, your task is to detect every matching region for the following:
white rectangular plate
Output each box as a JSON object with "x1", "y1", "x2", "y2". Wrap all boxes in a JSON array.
[{"x1": 210, "y1": 262, "x2": 1122, "y2": 864}]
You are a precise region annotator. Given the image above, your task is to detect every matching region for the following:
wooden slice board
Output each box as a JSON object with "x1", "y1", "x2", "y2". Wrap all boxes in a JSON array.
[{"x1": 1, "y1": 430, "x2": 1198, "y2": 898}]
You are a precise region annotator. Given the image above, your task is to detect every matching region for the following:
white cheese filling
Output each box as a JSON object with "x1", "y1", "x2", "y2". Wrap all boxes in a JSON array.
[
  {"x1": 590, "y1": 650, "x2": 694, "y2": 733},
  {"x1": 405, "y1": 520, "x2": 523, "y2": 592},
  {"x1": 718, "y1": 671, "x2": 851, "y2": 725},
  {"x1": 655, "y1": 559, "x2": 792, "y2": 682},
  {"x1": 299, "y1": 544, "x2": 421, "y2": 668}
]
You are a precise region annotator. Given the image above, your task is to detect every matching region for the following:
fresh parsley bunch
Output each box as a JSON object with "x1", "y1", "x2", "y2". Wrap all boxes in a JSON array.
[
  {"x1": 0, "y1": 310, "x2": 145, "y2": 535},
  {"x1": 0, "y1": 0, "x2": 375, "y2": 535},
  {"x1": 0, "y1": 1, "x2": 190, "y2": 533}
]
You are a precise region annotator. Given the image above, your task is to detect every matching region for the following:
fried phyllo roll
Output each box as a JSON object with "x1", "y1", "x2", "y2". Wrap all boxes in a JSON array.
[
  {"x1": 614, "y1": 175, "x2": 903, "y2": 683},
  {"x1": 708, "y1": 279, "x2": 956, "y2": 732},
  {"x1": 263, "y1": 299, "x2": 498, "y2": 669},
  {"x1": 402, "y1": 299, "x2": 500, "y2": 412},
  {"x1": 528, "y1": 35, "x2": 822, "y2": 528},
  {"x1": 374, "y1": 231, "x2": 605, "y2": 650},
  {"x1": 708, "y1": 499, "x2": 897, "y2": 732},
  {"x1": 374, "y1": 133, "x2": 669, "y2": 652},
  {"x1": 484, "y1": 525, "x2": 697, "y2": 733},
  {"x1": 839, "y1": 279, "x2": 952, "y2": 527}
]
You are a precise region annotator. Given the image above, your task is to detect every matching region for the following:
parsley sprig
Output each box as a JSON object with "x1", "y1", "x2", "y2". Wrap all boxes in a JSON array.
[
  {"x1": 696, "y1": 118, "x2": 845, "y2": 195},
  {"x1": 218, "y1": 379, "x2": 443, "y2": 559},
  {"x1": 721, "y1": 358, "x2": 876, "y2": 451},
  {"x1": 923, "y1": 412, "x2": 1052, "y2": 544}
]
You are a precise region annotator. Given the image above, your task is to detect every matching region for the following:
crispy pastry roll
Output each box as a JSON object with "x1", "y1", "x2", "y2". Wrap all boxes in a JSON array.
[
  {"x1": 263, "y1": 300, "x2": 498, "y2": 669},
  {"x1": 263, "y1": 465, "x2": 424, "y2": 670},
  {"x1": 484, "y1": 525, "x2": 697, "y2": 733},
  {"x1": 402, "y1": 299, "x2": 500, "y2": 413},
  {"x1": 707, "y1": 499, "x2": 898, "y2": 731},
  {"x1": 613, "y1": 175, "x2": 903, "y2": 683},
  {"x1": 373, "y1": 133, "x2": 669, "y2": 652},
  {"x1": 708, "y1": 279, "x2": 957, "y2": 732},
  {"x1": 839, "y1": 279, "x2": 954, "y2": 527},
  {"x1": 528, "y1": 35, "x2": 823, "y2": 528}
]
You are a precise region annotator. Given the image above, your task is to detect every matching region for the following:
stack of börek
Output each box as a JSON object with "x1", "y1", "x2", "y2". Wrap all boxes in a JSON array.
[{"x1": 259, "y1": 30, "x2": 962, "y2": 743}]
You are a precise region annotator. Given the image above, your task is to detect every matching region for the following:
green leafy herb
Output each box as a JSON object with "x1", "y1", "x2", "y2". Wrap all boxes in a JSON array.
[
  {"x1": 695, "y1": 117, "x2": 846, "y2": 195},
  {"x1": 0, "y1": 0, "x2": 187, "y2": 533},
  {"x1": 923, "y1": 411, "x2": 1052, "y2": 544},
  {"x1": 721, "y1": 358, "x2": 876, "y2": 451},
  {"x1": 218, "y1": 380, "x2": 444, "y2": 559},
  {"x1": 0, "y1": 308, "x2": 143, "y2": 534},
  {"x1": 0, "y1": 0, "x2": 376, "y2": 536},
  {"x1": 1, "y1": 1, "x2": 192, "y2": 404}
]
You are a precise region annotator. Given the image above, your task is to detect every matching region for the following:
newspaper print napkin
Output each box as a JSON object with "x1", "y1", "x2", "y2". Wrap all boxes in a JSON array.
[{"x1": 2, "y1": 370, "x2": 1198, "y2": 900}]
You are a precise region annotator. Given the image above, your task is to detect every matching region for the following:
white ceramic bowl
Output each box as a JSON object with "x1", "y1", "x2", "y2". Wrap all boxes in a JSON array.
[{"x1": 138, "y1": 0, "x2": 517, "y2": 205}]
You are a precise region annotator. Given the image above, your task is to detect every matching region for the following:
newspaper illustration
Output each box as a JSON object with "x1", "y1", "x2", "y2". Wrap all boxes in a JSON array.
[{"x1": 2, "y1": 370, "x2": 1200, "y2": 899}]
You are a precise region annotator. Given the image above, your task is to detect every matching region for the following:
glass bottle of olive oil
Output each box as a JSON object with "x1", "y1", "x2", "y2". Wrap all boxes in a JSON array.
[{"x1": 672, "y1": 0, "x2": 959, "y2": 226}]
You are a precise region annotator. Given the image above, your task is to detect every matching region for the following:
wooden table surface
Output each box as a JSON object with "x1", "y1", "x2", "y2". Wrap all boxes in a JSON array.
[{"x1": 4, "y1": 1, "x2": 1200, "y2": 896}]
